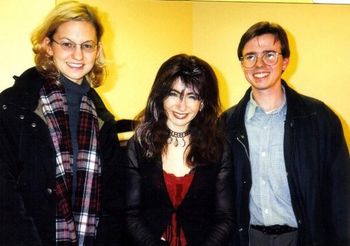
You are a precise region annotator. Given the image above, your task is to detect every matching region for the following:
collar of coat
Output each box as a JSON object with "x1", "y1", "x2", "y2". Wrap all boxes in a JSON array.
[
  {"x1": 222, "y1": 79, "x2": 322, "y2": 134},
  {"x1": 1, "y1": 66, "x2": 114, "y2": 123}
]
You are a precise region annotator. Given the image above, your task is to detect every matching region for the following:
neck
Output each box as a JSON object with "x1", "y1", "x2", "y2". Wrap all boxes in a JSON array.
[
  {"x1": 168, "y1": 129, "x2": 190, "y2": 148},
  {"x1": 252, "y1": 85, "x2": 284, "y2": 112}
]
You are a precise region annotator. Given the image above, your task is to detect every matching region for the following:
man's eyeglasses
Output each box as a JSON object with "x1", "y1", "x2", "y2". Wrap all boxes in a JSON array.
[
  {"x1": 51, "y1": 39, "x2": 98, "y2": 53},
  {"x1": 240, "y1": 51, "x2": 282, "y2": 68}
]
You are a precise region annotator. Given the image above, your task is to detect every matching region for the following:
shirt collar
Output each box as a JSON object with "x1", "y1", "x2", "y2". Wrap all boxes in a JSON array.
[{"x1": 246, "y1": 86, "x2": 287, "y2": 121}]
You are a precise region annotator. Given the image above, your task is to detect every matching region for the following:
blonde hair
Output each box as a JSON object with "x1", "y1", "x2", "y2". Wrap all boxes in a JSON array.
[{"x1": 31, "y1": 1, "x2": 105, "y2": 87}]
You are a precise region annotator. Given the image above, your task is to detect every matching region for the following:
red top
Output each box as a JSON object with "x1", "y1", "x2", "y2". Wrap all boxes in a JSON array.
[{"x1": 162, "y1": 171, "x2": 194, "y2": 246}]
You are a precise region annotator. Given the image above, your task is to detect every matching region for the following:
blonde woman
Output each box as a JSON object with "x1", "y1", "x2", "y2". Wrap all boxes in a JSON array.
[{"x1": 0, "y1": 1, "x2": 123, "y2": 245}]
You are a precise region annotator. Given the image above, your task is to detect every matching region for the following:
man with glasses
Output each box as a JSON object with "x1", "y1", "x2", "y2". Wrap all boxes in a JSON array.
[{"x1": 220, "y1": 21, "x2": 350, "y2": 246}]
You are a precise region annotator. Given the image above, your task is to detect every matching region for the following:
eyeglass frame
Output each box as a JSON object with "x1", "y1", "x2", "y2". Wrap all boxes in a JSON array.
[
  {"x1": 51, "y1": 39, "x2": 98, "y2": 53},
  {"x1": 239, "y1": 51, "x2": 282, "y2": 69}
]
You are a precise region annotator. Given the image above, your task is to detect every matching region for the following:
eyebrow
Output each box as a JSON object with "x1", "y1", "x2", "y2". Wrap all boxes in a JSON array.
[
  {"x1": 244, "y1": 50, "x2": 278, "y2": 56},
  {"x1": 169, "y1": 88, "x2": 199, "y2": 99},
  {"x1": 56, "y1": 37, "x2": 96, "y2": 43}
]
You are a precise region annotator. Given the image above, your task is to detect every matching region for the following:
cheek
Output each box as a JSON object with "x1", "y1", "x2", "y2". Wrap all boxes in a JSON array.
[
  {"x1": 243, "y1": 70, "x2": 254, "y2": 81},
  {"x1": 84, "y1": 52, "x2": 99, "y2": 63},
  {"x1": 191, "y1": 104, "x2": 201, "y2": 116},
  {"x1": 242, "y1": 67, "x2": 252, "y2": 76},
  {"x1": 163, "y1": 102, "x2": 172, "y2": 115},
  {"x1": 51, "y1": 50, "x2": 67, "y2": 62},
  {"x1": 85, "y1": 54, "x2": 96, "y2": 63}
]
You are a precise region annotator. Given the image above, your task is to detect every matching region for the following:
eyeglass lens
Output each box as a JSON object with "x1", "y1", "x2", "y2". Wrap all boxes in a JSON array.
[
  {"x1": 52, "y1": 39, "x2": 97, "y2": 53},
  {"x1": 242, "y1": 52, "x2": 279, "y2": 68}
]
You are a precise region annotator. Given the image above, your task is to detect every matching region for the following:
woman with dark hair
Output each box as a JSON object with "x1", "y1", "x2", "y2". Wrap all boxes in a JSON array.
[{"x1": 125, "y1": 54, "x2": 234, "y2": 246}]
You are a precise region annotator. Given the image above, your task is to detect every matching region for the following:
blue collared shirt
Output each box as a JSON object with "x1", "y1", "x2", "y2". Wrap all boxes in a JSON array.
[{"x1": 245, "y1": 89, "x2": 297, "y2": 227}]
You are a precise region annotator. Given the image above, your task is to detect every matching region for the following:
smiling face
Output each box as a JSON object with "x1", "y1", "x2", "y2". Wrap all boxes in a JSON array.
[
  {"x1": 45, "y1": 20, "x2": 101, "y2": 84},
  {"x1": 241, "y1": 33, "x2": 289, "y2": 94},
  {"x1": 163, "y1": 78, "x2": 202, "y2": 132}
]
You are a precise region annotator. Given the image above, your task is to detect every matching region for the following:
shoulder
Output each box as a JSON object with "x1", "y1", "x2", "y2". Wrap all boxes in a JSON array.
[
  {"x1": 126, "y1": 136, "x2": 142, "y2": 159},
  {"x1": 286, "y1": 85, "x2": 340, "y2": 122},
  {"x1": 126, "y1": 135, "x2": 158, "y2": 170},
  {"x1": 87, "y1": 88, "x2": 115, "y2": 122},
  {"x1": 0, "y1": 67, "x2": 44, "y2": 110},
  {"x1": 220, "y1": 87, "x2": 251, "y2": 125},
  {"x1": 220, "y1": 105, "x2": 238, "y2": 122}
]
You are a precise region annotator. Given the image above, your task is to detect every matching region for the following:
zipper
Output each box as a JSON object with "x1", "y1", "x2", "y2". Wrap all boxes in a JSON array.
[{"x1": 236, "y1": 135, "x2": 249, "y2": 160}]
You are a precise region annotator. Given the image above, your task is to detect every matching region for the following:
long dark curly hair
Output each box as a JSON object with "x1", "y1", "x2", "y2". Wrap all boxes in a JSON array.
[{"x1": 135, "y1": 54, "x2": 223, "y2": 167}]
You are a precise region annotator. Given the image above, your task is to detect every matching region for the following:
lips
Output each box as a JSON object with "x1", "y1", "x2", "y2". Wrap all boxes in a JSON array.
[
  {"x1": 67, "y1": 62, "x2": 84, "y2": 68},
  {"x1": 253, "y1": 72, "x2": 269, "y2": 78},
  {"x1": 173, "y1": 112, "x2": 188, "y2": 119}
]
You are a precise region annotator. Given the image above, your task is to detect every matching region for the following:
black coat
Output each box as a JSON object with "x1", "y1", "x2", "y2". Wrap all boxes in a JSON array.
[
  {"x1": 125, "y1": 137, "x2": 235, "y2": 246},
  {"x1": 220, "y1": 80, "x2": 350, "y2": 246},
  {"x1": 0, "y1": 67, "x2": 124, "y2": 246}
]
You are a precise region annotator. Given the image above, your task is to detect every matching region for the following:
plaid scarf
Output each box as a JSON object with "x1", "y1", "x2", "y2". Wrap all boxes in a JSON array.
[{"x1": 39, "y1": 80, "x2": 101, "y2": 245}]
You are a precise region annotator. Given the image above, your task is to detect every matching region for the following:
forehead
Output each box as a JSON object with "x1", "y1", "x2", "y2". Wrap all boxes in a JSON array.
[
  {"x1": 54, "y1": 20, "x2": 97, "y2": 41},
  {"x1": 171, "y1": 77, "x2": 190, "y2": 89},
  {"x1": 243, "y1": 33, "x2": 281, "y2": 54}
]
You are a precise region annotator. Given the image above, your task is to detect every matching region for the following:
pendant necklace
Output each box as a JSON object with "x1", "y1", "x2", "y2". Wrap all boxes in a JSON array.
[{"x1": 167, "y1": 129, "x2": 190, "y2": 147}]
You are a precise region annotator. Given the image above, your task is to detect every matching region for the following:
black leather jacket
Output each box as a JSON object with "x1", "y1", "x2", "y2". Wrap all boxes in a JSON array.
[
  {"x1": 0, "y1": 67, "x2": 124, "y2": 245},
  {"x1": 125, "y1": 137, "x2": 235, "y2": 246},
  {"x1": 220, "y1": 80, "x2": 350, "y2": 246}
]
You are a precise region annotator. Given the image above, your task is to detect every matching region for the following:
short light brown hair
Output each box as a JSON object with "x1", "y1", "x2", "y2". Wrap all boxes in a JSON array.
[{"x1": 31, "y1": 1, "x2": 105, "y2": 87}]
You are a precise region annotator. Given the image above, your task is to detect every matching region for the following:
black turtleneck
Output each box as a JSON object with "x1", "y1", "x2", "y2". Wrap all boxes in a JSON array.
[{"x1": 60, "y1": 75, "x2": 90, "y2": 205}]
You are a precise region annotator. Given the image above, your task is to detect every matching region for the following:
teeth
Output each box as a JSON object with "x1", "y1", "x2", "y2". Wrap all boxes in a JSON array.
[
  {"x1": 254, "y1": 72, "x2": 269, "y2": 78},
  {"x1": 67, "y1": 63, "x2": 83, "y2": 68}
]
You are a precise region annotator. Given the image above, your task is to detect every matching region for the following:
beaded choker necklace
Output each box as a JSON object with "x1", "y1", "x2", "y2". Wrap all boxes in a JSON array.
[{"x1": 167, "y1": 129, "x2": 190, "y2": 147}]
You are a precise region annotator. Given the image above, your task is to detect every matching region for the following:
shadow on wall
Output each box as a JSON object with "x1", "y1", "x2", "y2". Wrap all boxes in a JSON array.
[{"x1": 338, "y1": 115, "x2": 350, "y2": 151}]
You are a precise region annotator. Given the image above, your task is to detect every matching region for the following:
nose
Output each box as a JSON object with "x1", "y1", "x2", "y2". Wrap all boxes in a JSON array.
[
  {"x1": 255, "y1": 56, "x2": 264, "y2": 67},
  {"x1": 176, "y1": 97, "x2": 187, "y2": 111},
  {"x1": 72, "y1": 45, "x2": 83, "y2": 60}
]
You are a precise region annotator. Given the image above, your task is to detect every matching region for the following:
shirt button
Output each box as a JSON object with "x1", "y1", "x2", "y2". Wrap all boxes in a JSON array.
[
  {"x1": 264, "y1": 209, "x2": 269, "y2": 214},
  {"x1": 31, "y1": 123, "x2": 37, "y2": 128},
  {"x1": 46, "y1": 188, "x2": 53, "y2": 195},
  {"x1": 261, "y1": 152, "x2": 266, "y2": 157},
  {"x1": 2, "y1": 104, "x2": 7, "y2": 110},
  {"x1": 19, "y1": 114, "x2": 24, "y2": 120}
]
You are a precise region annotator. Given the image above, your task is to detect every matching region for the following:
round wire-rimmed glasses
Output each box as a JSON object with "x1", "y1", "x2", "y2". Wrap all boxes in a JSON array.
[{"x1": 240, "y1": 51, "x2": 282, "y2": 68}]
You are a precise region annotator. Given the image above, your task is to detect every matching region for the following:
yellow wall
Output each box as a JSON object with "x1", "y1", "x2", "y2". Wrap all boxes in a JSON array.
[
  {"x1": 215, "y1": 0, "x2": 312, "y2": 2},
  {"x1": 192, "y1": 2, "x2": 350, "y2": 147},
  {"x1": 1, "y1": 0, "x2": 349, "y2": 147},
  {"x1": 0, "y1": 0, "x2": 54, "y2": 86}
]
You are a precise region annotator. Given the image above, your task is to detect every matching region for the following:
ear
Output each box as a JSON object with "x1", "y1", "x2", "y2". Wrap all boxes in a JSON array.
[
  {"x1": 282, "y1": 57, "x2": 289, "y2": 71},
  {"x1": 200, "y1": 102, "x2": 204, "y2": 111},
  {"x1": 96, "y1": 42, "x2": 102, "y2": 58},
  {"x1": 43, "y1": 37, "x2": 53, "y2": 56}
]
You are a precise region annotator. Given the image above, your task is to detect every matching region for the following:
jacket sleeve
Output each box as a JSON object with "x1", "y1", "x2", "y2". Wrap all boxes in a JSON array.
[
  {"x1": 201, "y1": 141, "x2": 235, "y2": 246},
  {"x1": 125, "y1": 138, "x2": 166, "y2": 246},
  {"x1": 95, "y1": 120, "x2": 125, "y2": 246},
  {"x1": 0, "y1": 114, "x2": 42, "y2": 245},
  {"x1": 324, "y1": 108, "x2": 350, "y2": 245}
]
